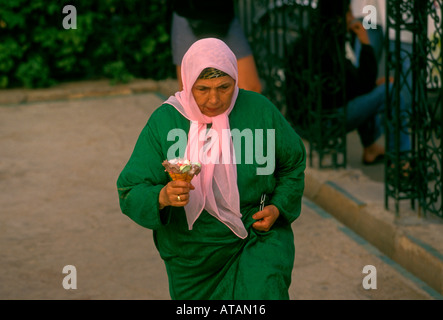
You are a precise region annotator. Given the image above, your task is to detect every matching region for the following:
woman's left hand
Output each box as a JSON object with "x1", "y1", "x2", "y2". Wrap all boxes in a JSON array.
[{"x1": 252, "y1": 205, "x2": 280, "y2": 232}]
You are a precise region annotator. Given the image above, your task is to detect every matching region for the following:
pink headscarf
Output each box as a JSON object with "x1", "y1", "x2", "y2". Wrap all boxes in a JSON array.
[{"x1": 165, "y1": 38, "x2": 248, "y2": 239}]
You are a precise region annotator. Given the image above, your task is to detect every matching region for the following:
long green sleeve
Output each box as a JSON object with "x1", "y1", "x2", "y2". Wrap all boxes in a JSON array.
[
  {"x1": 117, "y1": 105, "x2": 189, "y2": 229},
  {"x1": 117, "y1": 121, "x2": 166, "y2": 229}
]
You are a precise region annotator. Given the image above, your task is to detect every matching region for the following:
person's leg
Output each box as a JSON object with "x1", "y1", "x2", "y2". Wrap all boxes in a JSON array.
[
  {"x1": 389, "y1": 40, "x2": 413, "y2": 113},
  {"x1": 346, "y1": 86, "x2": 385, "y2": 163},
  {"x1": 386, "y1": 83, "x2": 411, "y2": 154},
  {"x1": 237, "y1": 55, "x2": 262, "y2": 93},
  {"x1": 399, "y1": 42, "x2": 413, "y2": 114},
  {"x1": 346, "y1": 84, "x2": 386, "y2": 135},
  {"x1": 347, "y1": 83, "x2": 411, "y2": 162}
]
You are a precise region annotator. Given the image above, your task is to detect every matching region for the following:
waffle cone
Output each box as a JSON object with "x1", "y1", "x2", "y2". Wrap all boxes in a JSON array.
[{"x1": 168, "y1": 172, "x2": 194, "y2": 183}]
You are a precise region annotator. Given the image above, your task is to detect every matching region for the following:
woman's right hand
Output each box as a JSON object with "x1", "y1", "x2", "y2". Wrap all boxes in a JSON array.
[{"x1": 159, "y1": 181, "x2": 195, "y2": 209}]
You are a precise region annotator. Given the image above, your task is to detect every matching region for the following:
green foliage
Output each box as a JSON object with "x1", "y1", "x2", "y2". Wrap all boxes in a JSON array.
[{"x1": 0, "y1": 0, "x2": 175, "y2": 88}]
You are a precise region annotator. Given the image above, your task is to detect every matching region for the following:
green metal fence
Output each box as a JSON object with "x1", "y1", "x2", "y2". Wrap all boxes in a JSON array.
[
  {"x1": 238, "y1": 0, "x2": 442, "y2": 219},
  {"x1": 385, "y1": 0, "x2": 442, "y2": 218}
]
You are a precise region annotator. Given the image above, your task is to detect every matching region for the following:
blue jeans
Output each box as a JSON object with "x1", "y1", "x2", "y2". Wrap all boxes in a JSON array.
[
  {"x1": 345, "y1": 83, "x2": 411, "y2": 153},
  {"x1": 389, "y1": 40, "x2": 413, "y2": 114}
]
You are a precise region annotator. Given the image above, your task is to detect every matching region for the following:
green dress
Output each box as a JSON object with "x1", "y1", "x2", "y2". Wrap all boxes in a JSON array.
[{"x1": 117, "y1": 89, "x2": 306, "y2": 299}]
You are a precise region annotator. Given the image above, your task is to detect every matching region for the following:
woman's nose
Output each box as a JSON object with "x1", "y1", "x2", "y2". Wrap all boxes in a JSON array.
[{"x1": 208, "y1": 90, "x2": 219, "y2": 104}]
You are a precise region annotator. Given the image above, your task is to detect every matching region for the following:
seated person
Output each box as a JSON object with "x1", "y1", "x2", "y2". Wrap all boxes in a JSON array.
[
  {"x1": 343, "y1": 5, "x2": 410, "y2": 164},
  {"x1": 286, "y1": 3, "x2": 411, "y2": 165}
]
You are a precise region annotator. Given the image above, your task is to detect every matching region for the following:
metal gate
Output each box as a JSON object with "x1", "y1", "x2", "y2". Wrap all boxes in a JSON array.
[
  {"x1": 385, "y1": 0, "x2": 442, "y2": 218},
  {"x1": 238, "y1": 0, "x2": 442, "y2": 219}
]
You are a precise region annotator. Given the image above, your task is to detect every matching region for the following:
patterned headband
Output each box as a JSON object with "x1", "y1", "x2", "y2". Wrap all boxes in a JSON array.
[{"x1": 198, "y1": 67, "x2": 228, "y2": 79}]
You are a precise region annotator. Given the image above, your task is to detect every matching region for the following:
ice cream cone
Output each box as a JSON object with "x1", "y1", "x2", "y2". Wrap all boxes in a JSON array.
[
  {"x1": 168, "y1": 172, "x2": 194, "y2": 183},
  {"x1": 162, "y1": 158, "x2": 201, "y2": 183}
]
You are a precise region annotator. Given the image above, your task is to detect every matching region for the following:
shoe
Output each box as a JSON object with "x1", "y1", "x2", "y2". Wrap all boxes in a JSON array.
[{"x1": 362, "y1": 154, "x2": 385, "y2": 165}]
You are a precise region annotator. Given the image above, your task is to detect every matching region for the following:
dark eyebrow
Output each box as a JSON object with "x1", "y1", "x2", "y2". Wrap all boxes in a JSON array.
[
  {"x1": 194, "y1": 84, "x2": 210, "y2": 89},
  {"x1": 217, "y1": 81, "x2": 233, "y2": 88},
  {"x1": 194, "y1": 81, "x2": 232, "y2": 90}
]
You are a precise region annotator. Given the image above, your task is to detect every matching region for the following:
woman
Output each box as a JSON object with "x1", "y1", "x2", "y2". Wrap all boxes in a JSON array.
[
  {"x1": 117, "y1": 38, "x2": 306, "y2": 299},
  {"x1": 171, "y1": 0, "x2": 262, "y2": 93}
]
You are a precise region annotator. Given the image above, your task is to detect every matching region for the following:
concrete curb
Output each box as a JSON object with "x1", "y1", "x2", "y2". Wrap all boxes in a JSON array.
[
  {"x1": 304, "y1": 167, "x2": 443, "y2": 295},
  {"x1": 0, "y1": 78, "x2": 178, "y2": 106}
]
